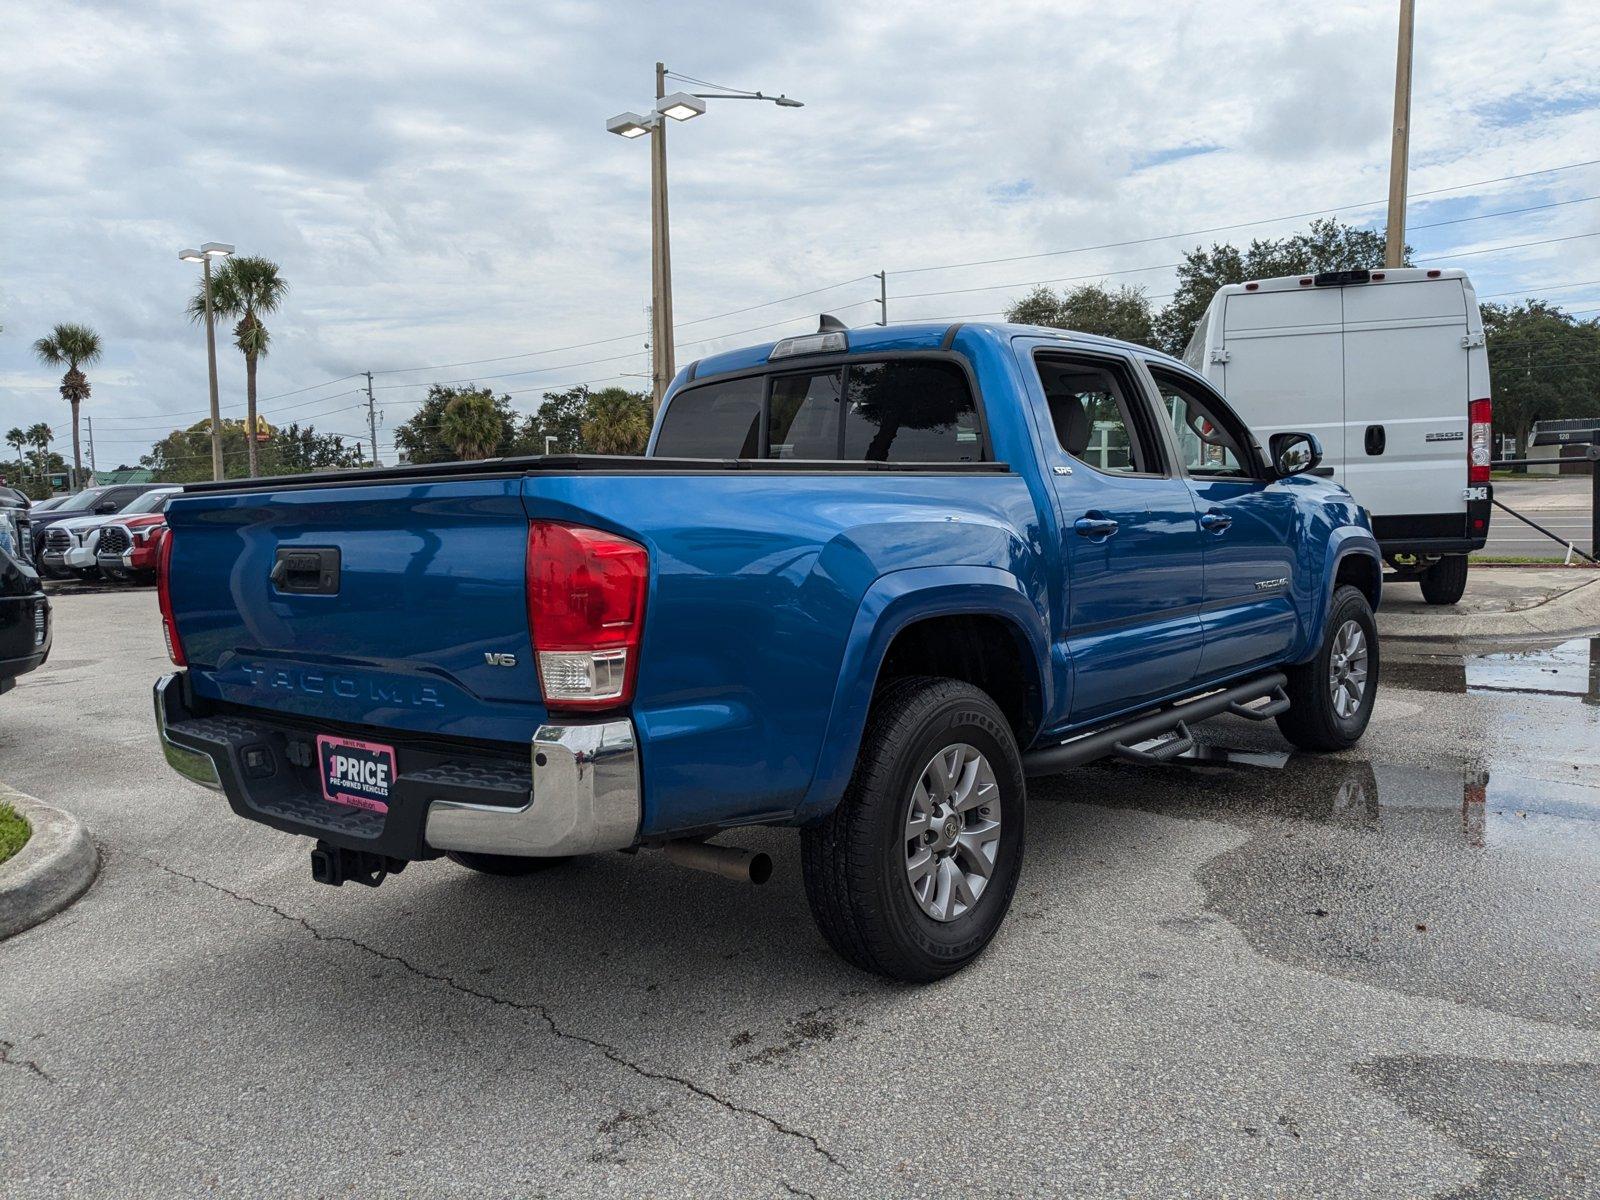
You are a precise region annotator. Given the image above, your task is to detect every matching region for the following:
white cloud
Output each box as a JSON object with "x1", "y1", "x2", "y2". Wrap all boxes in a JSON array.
[{"x1": 0, "y1": 0, "x2": 1596, "y2": 466}]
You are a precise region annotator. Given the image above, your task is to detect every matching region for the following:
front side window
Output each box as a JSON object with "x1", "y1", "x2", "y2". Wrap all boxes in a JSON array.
[
  {"x1": 1149, "y1": 369, "x2": 1253, "y2": 479},
  {"x1": 1036, "y1": 355, "x2": 1164, "y2": 475}
]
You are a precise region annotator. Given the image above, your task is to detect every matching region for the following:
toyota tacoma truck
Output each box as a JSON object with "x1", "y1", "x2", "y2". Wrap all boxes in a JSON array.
[{"x1": 153, "y1": 321, "x2": 1381, "y2": 981}]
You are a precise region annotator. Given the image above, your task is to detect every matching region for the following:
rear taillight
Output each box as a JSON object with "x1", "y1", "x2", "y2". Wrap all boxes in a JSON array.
[
  {"x1": 1469, "y1": 397, "x2": 1493, "y2": 485},
  {"x1": 526, "y1": 520, "x2": 648, "y2": 710},
  {"x1": 156, "y1": 528, "x2": 185, "y2": 667}
]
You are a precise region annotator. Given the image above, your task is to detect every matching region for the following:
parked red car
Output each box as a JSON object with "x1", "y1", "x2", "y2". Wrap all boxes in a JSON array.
[{"x1": 96, "y1": 512, "x2": 170, "y2": 583}]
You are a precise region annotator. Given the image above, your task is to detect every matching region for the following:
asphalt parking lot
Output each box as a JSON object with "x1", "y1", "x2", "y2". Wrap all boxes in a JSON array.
[{"x1": 1, "y1": 590, "x2": 1596, "y2": 1198}]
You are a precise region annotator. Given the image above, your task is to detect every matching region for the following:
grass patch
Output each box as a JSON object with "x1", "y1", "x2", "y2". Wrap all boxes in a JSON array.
[{"x1": 0, "y1": 801, "x2": 29, "y2": 867}]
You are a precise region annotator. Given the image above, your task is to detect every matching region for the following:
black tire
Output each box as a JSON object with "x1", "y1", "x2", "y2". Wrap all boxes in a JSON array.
[
  {"x1": 444, "y1": 850, "x2": 571, "y2": 876},
  {"x1": 1419, "y1": 554, "x2": 1469, "y2": 605},
  {"x1": 801, "y1": 677, "x2": 1025, "y2": 983},
  {"x1": 1275, "y1": 584, "x2": 1380, "y2": 752}
]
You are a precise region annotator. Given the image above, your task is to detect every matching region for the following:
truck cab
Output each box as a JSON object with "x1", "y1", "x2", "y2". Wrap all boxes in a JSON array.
[{"x1": 1185, "y1": 267, "x2": 1492, "y2": 604}]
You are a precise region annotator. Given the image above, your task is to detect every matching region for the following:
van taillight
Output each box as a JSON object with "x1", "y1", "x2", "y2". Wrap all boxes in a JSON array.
[
  {"x1": 156, "y1": 528, "x2": 185, "y2": 667},
  {"x1": 526, "y1": 520, "x2": 648, "y2": 710},
  {"x1": 1469, "y1": 398, "x2": 1493, "y2": 485}
]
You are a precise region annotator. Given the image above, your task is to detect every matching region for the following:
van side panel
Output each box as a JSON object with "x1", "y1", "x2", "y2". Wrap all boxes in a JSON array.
[
  {"x1": 1216, "y1": 288, "x2": 1347, "y2": 478},
  {"x1": 1341, "y1": 279, "x2": 1470, "y2": 521}
]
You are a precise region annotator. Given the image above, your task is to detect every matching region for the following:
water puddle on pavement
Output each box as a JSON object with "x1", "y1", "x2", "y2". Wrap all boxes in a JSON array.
[{"x1": 1386, "y1": 635, "x2": 1600, "y2": 703}]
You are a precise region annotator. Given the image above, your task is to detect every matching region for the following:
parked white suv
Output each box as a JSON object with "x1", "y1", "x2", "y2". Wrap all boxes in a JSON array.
[
  {"x1": 1185, "y1": 267, "x2": 1492, "y2": 604},
  {"x1": 37, "y1": 487, "x2": 181, "y2": 578}
]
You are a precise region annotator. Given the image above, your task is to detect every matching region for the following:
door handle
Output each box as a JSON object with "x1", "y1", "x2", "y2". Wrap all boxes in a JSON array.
[
  {"x1": 1074, "y1": 515, "x2": 1119, "y2": 540},
  {"x1": 1364, "y1": 424, "x2": 1386, "y2": 455},
  {"x1": 1199, "y1": 512, "x2": 1233, "y2": 533}
]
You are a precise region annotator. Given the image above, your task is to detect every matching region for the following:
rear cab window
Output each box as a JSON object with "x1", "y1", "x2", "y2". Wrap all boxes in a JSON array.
[{"x1": 654, "y1": 359, "x2": 984, "y2": 462}]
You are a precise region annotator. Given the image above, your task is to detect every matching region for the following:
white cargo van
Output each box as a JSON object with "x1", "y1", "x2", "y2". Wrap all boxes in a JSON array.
[{"x1": 1185, "y1": 267, "x2": 1493, "y2": 604}]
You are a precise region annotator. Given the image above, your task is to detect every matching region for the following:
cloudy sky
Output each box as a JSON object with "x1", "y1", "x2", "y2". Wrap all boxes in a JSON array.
[{"x1": 2, "y1": 0, "x2": 1597, "y2": 470}]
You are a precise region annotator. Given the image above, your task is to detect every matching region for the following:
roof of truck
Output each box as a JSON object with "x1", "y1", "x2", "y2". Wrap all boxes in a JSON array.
[{"x1": 681, "y1": 320, "x2": 1188, "y2": 385}]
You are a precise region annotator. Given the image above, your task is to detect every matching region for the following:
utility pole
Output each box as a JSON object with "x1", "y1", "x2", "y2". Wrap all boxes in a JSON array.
[
  {"x1": 876, "y1": 271, "x2": 887, "y2": 326},
  {"x1": 649, "y1": 61, "x2": 676, "y2": 413},
  {"x1": 364, "y1": 371, "x2": 379, "y2": 467},
  {"x1": 1385, "y1": 0, "x2": 1416, "y2": 268}
]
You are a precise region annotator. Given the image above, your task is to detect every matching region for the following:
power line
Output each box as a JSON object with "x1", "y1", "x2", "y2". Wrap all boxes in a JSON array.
[
  {"x1": 1413, "y1": 231, "x2": 1600, "y2": 262},
  {"x1": 889, "y1": 157, "x2": 1600, "y2": 276}
]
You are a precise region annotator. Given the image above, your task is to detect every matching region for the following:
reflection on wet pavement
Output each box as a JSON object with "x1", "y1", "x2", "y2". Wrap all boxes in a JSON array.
[
  {"x1": 1153, "y1": 748, "x2": 1597, "y2": 853},
  {"x1": 1388, "y1": 635, "x2": 1600, "y2": 703}
]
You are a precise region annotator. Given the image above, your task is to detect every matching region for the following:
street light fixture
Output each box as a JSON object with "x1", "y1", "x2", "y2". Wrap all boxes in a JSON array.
[
  {"x1": 179, "y1": 240, "x2": 234, "y2": 480},
  {"x1": 606, "y1": 65, "x2": 802, "y2": 411}
]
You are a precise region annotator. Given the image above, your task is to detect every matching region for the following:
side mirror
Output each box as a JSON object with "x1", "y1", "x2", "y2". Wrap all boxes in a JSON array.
[
  {"x1": 94, "y1": 501, "x2": 117, "y2": 514},
  {"x1": 1269, "y1": 432, "x2": 1323, "y2": 479}
]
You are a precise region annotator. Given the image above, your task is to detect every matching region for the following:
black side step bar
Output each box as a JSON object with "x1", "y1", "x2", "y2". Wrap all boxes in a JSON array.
[{"x1": 1022, "y1": 672, "x2": 1289, "y2": 778}]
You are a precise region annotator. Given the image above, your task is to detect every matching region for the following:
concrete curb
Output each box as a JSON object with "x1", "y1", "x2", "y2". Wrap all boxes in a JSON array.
[
  {"x1": 1379, "y1": 574, "x2": 1600, "y2": 643},
  {"x1": 0, "y1": 784, "x2": 99, "y2": 941}
]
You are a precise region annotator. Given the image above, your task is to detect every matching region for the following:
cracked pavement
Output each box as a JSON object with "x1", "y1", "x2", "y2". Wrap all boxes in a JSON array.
[{"x1": 1, "y1": 592, "x2": 1596, "y2": 1197}]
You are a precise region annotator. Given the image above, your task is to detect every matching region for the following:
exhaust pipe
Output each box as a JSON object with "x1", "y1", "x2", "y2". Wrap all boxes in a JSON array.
[{"x1": 661, "y1": 839, "x2": 772, "y2": 885}]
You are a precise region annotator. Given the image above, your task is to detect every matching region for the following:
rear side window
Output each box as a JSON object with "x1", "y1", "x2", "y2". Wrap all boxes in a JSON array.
[
  {"x1": 1035, "y1": 354, "x2": 1165, "y2": 475},
  {"x1": 656, "y1": 358, "x2": 981, "y2": 462},
  {"x1": 653, "y1": 377, "x2": 763, "y2": 458}
]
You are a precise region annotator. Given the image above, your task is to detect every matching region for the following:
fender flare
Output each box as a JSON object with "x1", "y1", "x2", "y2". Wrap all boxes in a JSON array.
[
  {"x1": 1298, "y1": 529, "x2": 1382, "y2": 662},
  {"x1": 795, "y1": 565, "x2": 1051, "y2": 822}
]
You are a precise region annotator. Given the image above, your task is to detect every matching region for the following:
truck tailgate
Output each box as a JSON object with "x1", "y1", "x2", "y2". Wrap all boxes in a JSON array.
[{"x1": 165, "y1": 477, "x2": 547, "y2": 744}]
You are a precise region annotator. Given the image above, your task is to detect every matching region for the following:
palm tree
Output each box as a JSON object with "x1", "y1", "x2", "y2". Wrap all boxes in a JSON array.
[
  {"x1": 32, "y1": 323, "x2": 101, "y2": 489},
  {"x1": 188, "y1": 256, "x2": 288, "y2": 478},
  {"x1": 25, "y1": 423, "x2": 53, "y2": 491},
  {"x1": 4, "y1": 428, "x2": 25, "y2": 481},
  {"x1": 581, "y1": 387, "x2": 653, "y2": 455},
  {"x1": 438, "y1": 392, "x2": 504, "y2": 461}
]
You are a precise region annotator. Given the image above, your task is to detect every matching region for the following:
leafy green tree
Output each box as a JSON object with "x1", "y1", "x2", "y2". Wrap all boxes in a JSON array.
[
  {"x1": 1152, "y1": 218, "x2": 1403, "y2": 356},
  {"x1": 580, "y1": 387, "x2": 653, "y2": 455},
  {"x1": 265, "y1": 422, "x2": 366, "y2": 475},
  {"x1": 1006, "y1": 283, "x2": 1156, "y2": 346},
  {"x1": 141, "y1": 419, "x2": 362, "y2": 482},
  {"x1": 32, "y1": 322, "x2": 102, "y2": 489},
  {"x1": 393, "y1": 385, "x2": 519, "y2": 464},
  {"x1": 520, "y1": 386, "x2": 593, "y2": 454},
  {"x1": 188, "y1": 257, "x2": 289, "y2": 478},
  {"x1": 438, "y1": 390, "x2": 506, "y2": 460},
  {"x1": 1481, "y1": 301, "x2": 1600, "y2": 457}
]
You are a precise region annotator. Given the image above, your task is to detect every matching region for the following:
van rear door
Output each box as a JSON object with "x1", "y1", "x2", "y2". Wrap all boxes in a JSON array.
[{"x1": 1341, "y1": 277, "x2": 1471, "y2": 523}]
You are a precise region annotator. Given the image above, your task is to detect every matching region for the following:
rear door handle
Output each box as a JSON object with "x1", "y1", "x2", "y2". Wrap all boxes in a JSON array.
[
  {"x1": 1074, "y1": 516, "x2": 1119, "y2": 540},
  {"x1": 1199, "y1": 512, "x2": 1233, "y2": 533}
]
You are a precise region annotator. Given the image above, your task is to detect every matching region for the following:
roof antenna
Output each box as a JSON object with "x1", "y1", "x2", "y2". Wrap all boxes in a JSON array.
[{"x1": 818, "y1": 313, "x2": 848, "y2": 333}]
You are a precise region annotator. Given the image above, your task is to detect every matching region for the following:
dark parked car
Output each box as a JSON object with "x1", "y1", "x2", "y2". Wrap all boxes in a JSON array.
[
  {"x1": 0, "y1": 488, "x2": 32, "y2": 566},
  {"x1": 31, "y1": 484, "x2": 166, "y2": 578},
  {"x1": 0, "y1": 544, "x2": 50, "y2": 695}
]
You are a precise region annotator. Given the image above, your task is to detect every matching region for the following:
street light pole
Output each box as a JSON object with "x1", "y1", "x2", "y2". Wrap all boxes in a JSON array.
[
  {"x1": 608, "y1": 68, "x2": 803, "y2": 413},
  {"x1": 180, "y1": 242, "x2": 235, "y2": 481},
  {"x1": 650, "y1": 61, "x2": 675, "y2": 410},
  {"x1": 1385, "y1": 0, "x2": 1416, "y2": 268}
]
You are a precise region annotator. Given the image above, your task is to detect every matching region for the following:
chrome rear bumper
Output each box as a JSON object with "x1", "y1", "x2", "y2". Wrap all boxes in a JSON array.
[
  {"x1": 154, "y1": 673, "x2": 640, "y2": 857},
  {"x1": 424, "y1": 720, "x2": 640, "y2": 857}
]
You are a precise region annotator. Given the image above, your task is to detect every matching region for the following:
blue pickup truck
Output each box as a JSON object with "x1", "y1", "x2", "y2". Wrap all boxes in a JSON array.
[{"x1": 154, "y1": 321, "x2": 1381, "y2": 981}]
